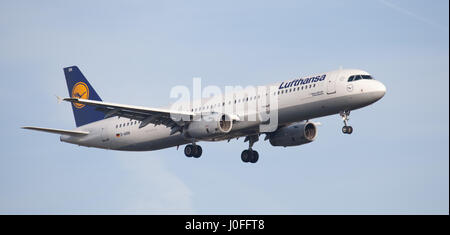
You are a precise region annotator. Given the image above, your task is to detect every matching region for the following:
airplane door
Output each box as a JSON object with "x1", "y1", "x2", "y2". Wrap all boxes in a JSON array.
[
  {"x1": 100, "y1": 127, "x2": 111, "y2": 149},
  {"x1": 327, "y1": 72, "x2": 339, "y2": 94}
]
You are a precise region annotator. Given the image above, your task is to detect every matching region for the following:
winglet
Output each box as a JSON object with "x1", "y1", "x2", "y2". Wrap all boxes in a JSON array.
[{"x1": 55, "y1": 95, "x2": 63, "y2": 104}]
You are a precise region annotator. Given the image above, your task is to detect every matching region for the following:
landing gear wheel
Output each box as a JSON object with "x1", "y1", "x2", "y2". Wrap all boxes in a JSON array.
[
  {"x1": 250, "y1": 150, "x2": 259, "y2": 163},
  {"x1": 192, "y1": 145, "x2": 202, "y2": 158},
  {"x1": 184, "y1": 145, "x2": 194, "y2": 157},
  {"x1": 241, "y1": 150, "x2": 250, "y2": 163},
  {"x1": 241, "y1": 150, "x2": 259, "y2": 163},
  {"x1": 347, "y1": 126, "x2": 353, "y2": 134},
  {"x1": 342, "y1": 126, "x2": 353, "y2": 134}
]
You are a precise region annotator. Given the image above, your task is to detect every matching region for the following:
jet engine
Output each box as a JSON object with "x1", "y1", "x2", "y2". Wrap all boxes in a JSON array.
[
  {"x1": 269, "y1": 122, "x2": 318, "y2": 147},
  {"x1": 185, "y1": 113, "x2": 233, "y2": 139}
]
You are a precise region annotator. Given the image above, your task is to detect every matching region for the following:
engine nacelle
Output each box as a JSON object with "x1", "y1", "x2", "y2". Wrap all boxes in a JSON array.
[
  {"x1": 269, "y1": 122, "x2": 318, "y2": 147},
  {"x1": 185, "y1": 113, "x2": 233, "y2": 139}
]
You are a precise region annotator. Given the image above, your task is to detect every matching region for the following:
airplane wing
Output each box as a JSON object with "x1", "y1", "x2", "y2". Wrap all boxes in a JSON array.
[
  {"x1": 22, "y1": 126, "x2": 89, "y2": 136},
  {"x1": 63, "y1": 98, "x2": 194, "y2": 134}
]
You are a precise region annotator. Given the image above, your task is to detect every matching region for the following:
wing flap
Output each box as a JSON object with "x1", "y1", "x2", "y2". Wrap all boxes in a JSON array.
[{"x1": 22, "y1": 126, "x2": 89, "y2": 136}]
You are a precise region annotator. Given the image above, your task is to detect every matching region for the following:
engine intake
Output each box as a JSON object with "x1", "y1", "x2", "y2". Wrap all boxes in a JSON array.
[
  {"x1": 269, "y1": 122, "x2": 318, "y2": 147},
  {"x1": 185, "y1": 113, "x2": 233, "y2": 139}
]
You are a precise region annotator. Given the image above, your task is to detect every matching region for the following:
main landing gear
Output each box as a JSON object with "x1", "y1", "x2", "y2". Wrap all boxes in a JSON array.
[
  {"x1": 184, "y1": 144, "x2": 202, "y2": 158},
  {"x1": 241, "y1": 135, "x2": 259, "y2": 164},
  {"x1": 340, "y1": 111, "x2": 353, "y2": 135},
  {"x1": 241, "y1": 149, "x2": 259, "y2": 163}
]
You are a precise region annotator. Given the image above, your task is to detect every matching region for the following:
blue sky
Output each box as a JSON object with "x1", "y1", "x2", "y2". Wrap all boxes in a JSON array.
[{"x1": 0, "y1": 0, "x2": 448, "y2": 214}]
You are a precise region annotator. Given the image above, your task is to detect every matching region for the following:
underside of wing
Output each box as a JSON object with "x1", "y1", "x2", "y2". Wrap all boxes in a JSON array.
[
  {"x1": 22, "y1": 126, "x2": 89, "y2": 136},
  {"x1": 63, "y1": 98, "x2": 194, "y2": 134}
]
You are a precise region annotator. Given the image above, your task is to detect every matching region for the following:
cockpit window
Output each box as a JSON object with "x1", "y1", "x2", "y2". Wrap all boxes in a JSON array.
[{"x1": 348, "y1": 75, "x2": 373, "y2": 82}]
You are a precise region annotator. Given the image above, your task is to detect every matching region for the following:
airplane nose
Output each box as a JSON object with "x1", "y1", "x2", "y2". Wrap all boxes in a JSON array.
[
  {"x1": 378, "y1": 82, "x2": 387, "y2": 97},
  {"x1": 372, "y1": 81, "x2": 387, "y2": 101}
]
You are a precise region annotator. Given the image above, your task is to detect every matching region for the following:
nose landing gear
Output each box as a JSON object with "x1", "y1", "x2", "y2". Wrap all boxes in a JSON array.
[{"x1": 340, "y1": 111, "x2": 353, "y2": 135}]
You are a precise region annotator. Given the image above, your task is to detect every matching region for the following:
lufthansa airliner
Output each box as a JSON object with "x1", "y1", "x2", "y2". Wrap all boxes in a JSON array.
[{"x1": 23, "y1": 66, "x2": 386, "y2": 163}]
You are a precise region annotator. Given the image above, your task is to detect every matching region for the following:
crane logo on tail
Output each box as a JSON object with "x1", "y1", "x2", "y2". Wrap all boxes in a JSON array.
[{"x1": 71, "y1": 82, "x2": 89, "y2": 109}]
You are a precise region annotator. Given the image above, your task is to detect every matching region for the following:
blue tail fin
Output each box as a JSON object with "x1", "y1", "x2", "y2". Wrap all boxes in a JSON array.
[{"x1": 64, "y1": 66, "x2": 105, "y2": 127}]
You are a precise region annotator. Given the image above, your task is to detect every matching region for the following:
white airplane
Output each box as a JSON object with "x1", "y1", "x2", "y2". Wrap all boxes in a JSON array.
[{"x1": 23, "y1": 66, "x2": 386, "y2": 163}]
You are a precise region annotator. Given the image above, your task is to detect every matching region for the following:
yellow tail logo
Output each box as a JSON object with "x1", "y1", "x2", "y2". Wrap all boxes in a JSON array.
[{"x1": 71, "y1": 82, "x2": 89, "y2": 109}]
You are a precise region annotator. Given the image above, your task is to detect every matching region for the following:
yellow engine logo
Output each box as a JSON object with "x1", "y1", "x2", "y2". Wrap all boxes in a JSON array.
[{"x1": 71, "y1": 82, "x2": 89, "y2": 109}]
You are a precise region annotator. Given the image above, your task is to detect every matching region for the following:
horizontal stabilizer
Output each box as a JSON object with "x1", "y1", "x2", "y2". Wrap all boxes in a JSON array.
[{"x1": 22, "y1": 126, "x2": 89, "y2": 136}]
